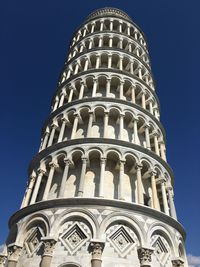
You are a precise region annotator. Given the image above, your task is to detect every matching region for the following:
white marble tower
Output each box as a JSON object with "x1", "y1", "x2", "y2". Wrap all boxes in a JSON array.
[{"x1": 0, "y1": 7, "x2": 188, "y2": 267}]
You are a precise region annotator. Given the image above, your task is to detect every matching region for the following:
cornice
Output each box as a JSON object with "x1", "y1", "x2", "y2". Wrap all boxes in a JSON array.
[{"x1": 8, "y1": 198, "x2": 185, "y2": 239}]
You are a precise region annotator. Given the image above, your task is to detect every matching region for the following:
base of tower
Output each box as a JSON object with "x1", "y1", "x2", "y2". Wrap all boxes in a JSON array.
[{"x1": 6, "y1": 198, "x2": 187, "y2": 267}]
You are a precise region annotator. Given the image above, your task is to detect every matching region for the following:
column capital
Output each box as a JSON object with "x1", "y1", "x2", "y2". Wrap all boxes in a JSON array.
[
  {"x1": 7, "y1": 244, "x2": 22, "y2": 262},
  {"x1": 0, "y1": 254, "x2": 7, "y2": 265},
  {"x1": 156, "y1": 177, "x2": 167, "y2": 184},
  {"x1": 89, "y1": 241, "x2": 105, "y2": 260},
  {"x1": 49, "y1": 161, "x2": 59, "y2": 169},
  {"x1": 37, "y1": 167, "x2": 46, "y2": 175},
  {"x1": 80, "y1": 80, "x2": 86, "y2": 86},
  {"x1": 172, "y1": 258, "x2": 184, "y2": 267},
  {"x1": 41, "y1": 237, "x2": 57, "y2": 257},
  {"x1": 136, "y1": 163, "x2": 143, "y2": 170},
  {"x1": 63, "y1": 158, "x2": 72, "y2": 166},
  {"x1": 81, "y1": 157, "x2": 88, "y2": 163},
  {"x1": 100, "y1": 157, "x2": 107, "y2": 164},
  {"x1": 137, "y1": 247, "x2": 154, "y2": 266}
]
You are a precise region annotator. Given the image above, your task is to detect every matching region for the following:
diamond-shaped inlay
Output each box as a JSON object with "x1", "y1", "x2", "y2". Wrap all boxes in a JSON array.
[
  {"x1": 107, "y1": 226, "x2": 135, "y2": 257},
  {"x1": 25, "y1": 227, "x2": 43, "y2": 256},
  {"x1": 60, "y1": 223, "x2": 89, "y2": 254},
  {"x1": 152, "y1": 235, "x2": 170, "y2": 265}
]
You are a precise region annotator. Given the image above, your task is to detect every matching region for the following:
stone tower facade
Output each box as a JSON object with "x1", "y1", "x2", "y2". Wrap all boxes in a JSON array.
[{"x1": 0, "y1": 7, "x2": 188, "y2": 267}]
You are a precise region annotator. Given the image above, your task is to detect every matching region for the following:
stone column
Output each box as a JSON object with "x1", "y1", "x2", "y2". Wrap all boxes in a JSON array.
[
  {"x1": 91, "y1": 22, "x2": 95, "y2": 33},
  {"x1": 100, "y1": 20, "x2": 104, "y2": 31},
  {"x1": 172, "y1": 258, "x2": 184, "y2": 267},
  {"x1": 110, "y1": 19, "x2": 113, "y2": 31},
  {"x1": 128, "y1": 42, "x2": 132, "y2": 52},
  {"x1": 153, "y1": 133, "x2": 160, "y2": 156},
  {"x1": 160, "y1": 179, "x2": 169, "y2": 215},
  {"x1": 108, "y1": 54, "x2": 112, "y2": 68},
  {"x1": 58, "y1": 90, "x2": 66, "y2": 107},
  {"x1": 0, "y1": 254, "x2": 7, "y2": 267},
  {"x1": 149, "y1": 100, "x2": 153, "y2": 114},
  {"x1": 160, "y1": 141, "x2": 167, "y2": 161},
  {"x1": 119, "y1": 113, "x2": 124, "y2": 140},
  {"x1": 109, "y1": 36, "x2": 113, "y2": 48},
  {"x1": 119, "y1": 56, "x2": 123, "y2": 71},
  {"x1": 47, "y1": 122, "x2": 58, "y2": 147},
  {"x1": 84, "y1": 58, "x2": 89, "y2": 71},
  {"x1": 141, "y1": 92, "x2": 146, "y2": 109},
  {"x1": 119, "y1": 160, "x2": 125, "y2": 200},
  {"x1": 21, "y1": 173, "x2": 36, "y2": 208},
  {"x1": 127, "y1": 25, "x2": 130, "y2": 35},
  {"x1": 7, "y1": 245, "x2": 22, "y2": 267},
  {"x1": 58, "y1": 117, "x2": 67, "y2": 143},
  {"x1": 43, "y1": 162, "x2": 58, "y2": 200},
  {"x1": 136, "y1": 164, "x2": 144, "y2": 204},
  {"x1": 106, "y1": 78, "x2": 111, "y2": 96},
  {"x1": 40, "y1": 238, "x2": 57, "y2": 267},
  {"x1": 118, "y1": 22, "x2": 122, "y2": 33},
  {"x1": 137, "y1": 247, "x2": 154, "y2": 267},
  {"x1": 138, "y1": 66, "x2": 142, "y2": 79},
  {"x1": 144, "y1": 125, "x2": 151, "y2": 150},
  {"x1": 103, "y1": 112, "x2": 109, "y2": 138},
  {"x1": 99, "y1": 158, "x2": 106, "y2": 197},
  {"x1": 130, "y1": 60, "x2": 134, "y2": 74},
  {"x1": 30, "y1": 168, "x2": 46, "y2": 204},
  {"x1": 41, "y1": 129, "x2": 50, "y2": 150},
  {"x1": 133, "y1": 119, "x2": 139, "y2": 144},
  {"x1": 68, "y1": 86, "x2": 74, "y2": 102},
  {"x1": 87, "y1": 111, "x2": 94, "y2": 137},
  {"x1": 98, "y1": 37, "x2": 103, "y2": 47},
  {"x1": 58, "y1": 159, "x2": 71, "y2": 197},
  {"x1": 77, "y1": 157, "x2": 87, "y2": 196},
  {"x1": 150, "y1": 171, "x2": 160, "y2": 210},
  {"x1": 131, "y1": 85, "x2": 136, "y2": 104},
  {"x1": 71, "y1": 113, "x2": 79, "y2": 139},
  {"x1": 92, "y1": 79, "x2": 98, "y2": 97},
  {"x1": 119, "y1": 80, "x2": 124, "y2": 99},
  {"x1": 167, "y1": 187, "x2": 177, "y2": 220},
  {"x1": 53, "y1": 97, "x2": 59, "y2": 111},
  {"x1": 95, "y1": 55, "x2": 100, "y2": 69},
  {"x1": 79, "y1": 81, "x2": 85, "y2": 99},
  {"x1": 90, "y1": 241, "x2": 105, "y2": 267}
]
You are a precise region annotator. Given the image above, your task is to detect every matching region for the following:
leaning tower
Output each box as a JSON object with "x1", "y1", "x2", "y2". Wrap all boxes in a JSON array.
[{"x1": 0, "y1": 7, "x2": 188, "y2": 267}]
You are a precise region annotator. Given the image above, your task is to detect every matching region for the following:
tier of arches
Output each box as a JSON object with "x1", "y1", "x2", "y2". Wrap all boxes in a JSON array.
[
  {"x1": 68, "y1": 33, "x2": 150, "y2": 67},
  {"x1": 41, "y1": 104, "x2": 165, "y2": 160},
  {"x1": 60, "y1": 50, "x2": 154, "y2": 90},
  {"x1": 53, "y1": 74, "x2": 159, "y2": 119},
  {"x1": 6, "y1": 210, "x2": 186, "y2": 267},
  {"x1": 70, "y1": 17, "x2": 147, "y2": 52},
  {"x1": 22, "y1": 146, "x2": 172, "y2": 218}
]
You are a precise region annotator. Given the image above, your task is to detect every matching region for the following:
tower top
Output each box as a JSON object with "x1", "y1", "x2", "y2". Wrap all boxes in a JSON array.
[{"x1": 86, "y1": 7, "x2": 133, "y2": 22}]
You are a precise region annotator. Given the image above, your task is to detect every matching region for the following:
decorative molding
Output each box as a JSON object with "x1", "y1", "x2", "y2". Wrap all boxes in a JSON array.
[
  {"x1": 9, "y1": 198, "x2": 186, "y2": 239},
  {"x1": 59, "y1": 222, "x2": 89, "y2": 254}
]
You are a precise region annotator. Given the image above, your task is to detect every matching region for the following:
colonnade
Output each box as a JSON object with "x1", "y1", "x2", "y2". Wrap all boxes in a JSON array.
[
  {"x1": 68, "y1": 33, "x2": 149, "y2": 66},
  {"x1": 70, "y1": 16, "x2": 147, "y2": 51},
  {"x1": 21, "y1": 154, "x2": 175, "y2": 219},
  {"x1": 40, "y1": 109, "x2": 165, "y2": 160},
  {"x1": 60, "y1": 51, "x2": 154, "y2": 90},
  {"x1": 1, "y1": 241, "x2": 185, "y2": 267},
  {"x1": 53, "y1": 76, "x2": 159, "y2": 118}
]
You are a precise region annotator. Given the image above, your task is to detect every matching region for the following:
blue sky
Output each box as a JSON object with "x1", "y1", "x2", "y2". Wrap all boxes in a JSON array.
[{"x1": 0, "y1": 0, "x2": 200, "y2": 261}]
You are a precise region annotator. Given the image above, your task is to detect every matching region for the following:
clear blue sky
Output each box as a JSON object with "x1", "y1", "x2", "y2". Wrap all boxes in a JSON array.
[{"x1": 0, "y1": 0, "x2": 199, "y2": 258}]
